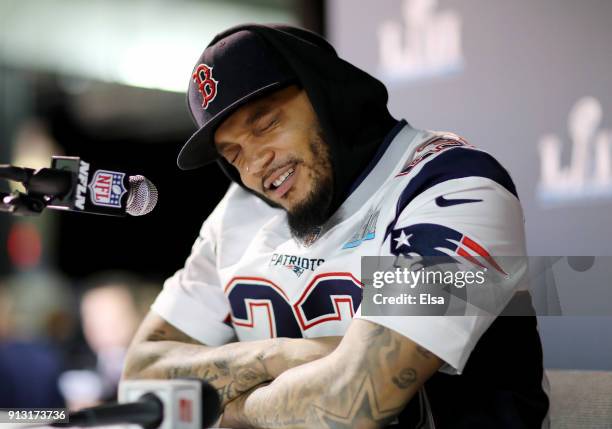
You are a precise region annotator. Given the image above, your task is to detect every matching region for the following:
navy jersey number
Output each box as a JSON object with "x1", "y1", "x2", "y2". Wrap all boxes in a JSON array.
[{"x1": 226, "y1": 273, "x2": 363, "y2": 338}]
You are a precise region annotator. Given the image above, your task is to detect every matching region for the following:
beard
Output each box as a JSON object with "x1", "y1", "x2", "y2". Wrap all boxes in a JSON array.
[{"x1": 286, "y1": 130, "x2": 334, "y2": 242}]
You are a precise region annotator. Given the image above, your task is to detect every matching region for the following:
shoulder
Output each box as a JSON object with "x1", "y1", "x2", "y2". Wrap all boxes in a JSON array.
[
  {"x1": 375, "y1": 132, "x2": 526, "y2": 258},
  {"x1": 389, "y1": 131, "x2": 518, "y2": 212}
]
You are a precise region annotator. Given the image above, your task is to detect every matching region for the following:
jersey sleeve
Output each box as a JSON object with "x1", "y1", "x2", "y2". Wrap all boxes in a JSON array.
[
  {"x1": 151, "y1": 190, "x2": 236, "y2": 346},
  {"x1": 356, "y1": 147, "x2": 528, "y2": 374}
]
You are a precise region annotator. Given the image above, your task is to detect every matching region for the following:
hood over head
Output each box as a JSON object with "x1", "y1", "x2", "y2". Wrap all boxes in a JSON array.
[{"x1": 179, "y1": 23, "x2": 398, "y2": 217}]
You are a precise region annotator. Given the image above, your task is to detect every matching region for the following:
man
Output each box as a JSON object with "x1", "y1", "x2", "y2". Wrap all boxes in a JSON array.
[
  {"x1": 123, "y1": 24, "x2": 549, "y2": 428},
  {"x1": 60, "y1": 275, "x2": 155, "y2": 409}
]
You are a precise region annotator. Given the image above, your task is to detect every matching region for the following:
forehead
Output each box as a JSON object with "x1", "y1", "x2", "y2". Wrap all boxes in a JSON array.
[{"x1": 214, "y1": 85, "x2": 302, "y2": 142}]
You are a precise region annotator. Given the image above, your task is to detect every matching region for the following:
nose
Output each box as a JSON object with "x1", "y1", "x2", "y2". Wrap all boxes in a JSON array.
[{"x1": 245, "y1": 146, "x2": 274, "y2": 179}]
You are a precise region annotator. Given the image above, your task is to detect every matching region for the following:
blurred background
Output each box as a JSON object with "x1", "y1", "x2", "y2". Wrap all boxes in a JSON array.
[{"x1": 0, "y1": 0, "x2": 610, "y2": 409}]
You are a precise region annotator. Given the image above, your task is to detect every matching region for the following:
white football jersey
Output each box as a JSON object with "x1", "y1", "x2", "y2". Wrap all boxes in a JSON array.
[{"x1": 152, "y1": 120, "x2": 528, "y2": 374}]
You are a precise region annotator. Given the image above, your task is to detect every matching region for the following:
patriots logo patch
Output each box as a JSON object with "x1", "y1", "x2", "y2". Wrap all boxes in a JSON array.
[
  {"x1": 389, "y1": 223, "x2": 506, "y2": 274},
  {"x1": 286, "y1": 264, "x2": 306, "y2": 278},
  {"x1": 269, "y1": 253, "x2": 325, "y2": 278}
]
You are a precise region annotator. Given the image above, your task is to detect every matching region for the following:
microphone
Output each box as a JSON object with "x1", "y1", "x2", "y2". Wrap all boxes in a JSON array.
[
  {"x1": 0, "y1": 156, "x2": 158, "y2": 217},
  {"x1": 53, "y1": 379, "x2": 220, "y2": 429}
]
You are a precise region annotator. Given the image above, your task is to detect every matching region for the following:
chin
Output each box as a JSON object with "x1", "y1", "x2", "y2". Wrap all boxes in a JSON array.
[
  {"x1": 286, "y1": 181, "x2": 333, "y2": 240},
  {"x1": 284, "y1": 186, "x2": 312, "y2": 212}
]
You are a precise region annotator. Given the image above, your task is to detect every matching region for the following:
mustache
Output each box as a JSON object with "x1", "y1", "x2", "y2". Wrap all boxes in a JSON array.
[{"x1": 261, "y1": 158, "x2": 303, "y2": 189}]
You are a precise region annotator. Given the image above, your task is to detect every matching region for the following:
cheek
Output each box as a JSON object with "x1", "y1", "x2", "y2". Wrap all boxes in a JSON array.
[
  {"x1": 298, "y1": 155, "x2": 327, "y2": 196},
  {"x1": 276, "y1": 127, "x2": 312, "y2": 159},
  {"x1": 241, "y1": 173, "x2": 261, "y2": 192}
]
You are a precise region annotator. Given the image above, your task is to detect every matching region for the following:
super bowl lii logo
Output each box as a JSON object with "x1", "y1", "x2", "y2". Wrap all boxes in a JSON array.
[
  {"x1": 377, "y1": 0, "x2": 464, "y2": 83},
  {"x1": 538, "y1": 96, "x2": 612, "y2": 205}
]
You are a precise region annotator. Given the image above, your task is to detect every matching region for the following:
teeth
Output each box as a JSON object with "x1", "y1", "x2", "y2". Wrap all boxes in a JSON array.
[{"x1": 272, "y1": 167, "x2": 294, "y2": 188}]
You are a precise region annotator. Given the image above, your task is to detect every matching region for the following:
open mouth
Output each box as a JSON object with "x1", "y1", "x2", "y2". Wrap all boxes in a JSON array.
[
  {"x1": 265, "y1": 164, "x2": 297, "y2": 198},
  {"x1": 271, "y1": 167, "x2": 294, "y2": 189}
]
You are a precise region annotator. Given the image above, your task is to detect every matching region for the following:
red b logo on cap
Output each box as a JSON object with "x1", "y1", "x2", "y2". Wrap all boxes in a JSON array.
[{"x1": 193, "y1": 64, "x2": 218, "y2": 109}]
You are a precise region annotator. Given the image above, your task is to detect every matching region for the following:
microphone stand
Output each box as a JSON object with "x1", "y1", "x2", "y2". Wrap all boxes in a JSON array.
[
  {"x1": 0, "y1": 164, "x2": 73, "y2": 216},
  {"x1": 0, "y1": 165, "x2": 35, "y2": 183},
  {"x1": 0, "y1": 191, "x2": 48, "y2": 216}
]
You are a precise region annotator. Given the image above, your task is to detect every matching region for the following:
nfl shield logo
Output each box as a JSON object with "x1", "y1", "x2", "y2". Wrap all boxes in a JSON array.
[{"x1": 88, "y1": 170, "x2": 127, "y2": 208}]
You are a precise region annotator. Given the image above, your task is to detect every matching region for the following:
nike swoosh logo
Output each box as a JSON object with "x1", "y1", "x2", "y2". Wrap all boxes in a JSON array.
[{"x1": 435, "y1": 196, "x2": 483, "y2": 207}]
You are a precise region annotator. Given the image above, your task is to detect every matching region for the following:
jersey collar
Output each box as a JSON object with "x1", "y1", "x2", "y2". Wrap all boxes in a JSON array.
[{"x1": 325, "y1": 120, "x2": 419, "y2": 227}]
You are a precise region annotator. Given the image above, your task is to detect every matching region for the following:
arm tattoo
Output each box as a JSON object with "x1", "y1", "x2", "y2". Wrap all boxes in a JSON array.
[
  {"x1": 229, "y1": 322, "x2": 430, "y2": 429},
  {"x1": 392, "y1": 368, "x2": 417, "y2": 389},
  {"x1": 167, "y1": 351, "x2": 271, "y2": 405},
  {"x1": 146, "y1": 328, "x2": 169, "y2": 342},
  {"x1": 315, "y1": 376, "x2": 399, "y2": 429},
  {"x1": 127, "y1": 321, "x2": 273, "y2": 407},
  {"x1": 214, "y1": 360, "x2": 230, "y2": 375},
  {"x1": 145, "y1": 326, "x2": 201, "y2": 344},
  {"x1": 217, "y1": 382, "x2": 238, "y2": 404}
]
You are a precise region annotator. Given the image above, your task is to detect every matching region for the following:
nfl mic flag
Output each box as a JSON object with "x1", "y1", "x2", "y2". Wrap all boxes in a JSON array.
[{"x1": 47, "y1": 156, "x2": 157, "y2": 217}]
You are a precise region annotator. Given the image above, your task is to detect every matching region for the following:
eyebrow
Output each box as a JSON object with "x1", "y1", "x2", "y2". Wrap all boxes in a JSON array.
[
  {"x1": 216, "y1": 103, "x2": 278, "y2": 152},
  {"x1": 245, "y1": 103, "x2": 275, "y2": 127},
  {"x1": 215, "y1": 140, "x2": 233, "y2": 153}
]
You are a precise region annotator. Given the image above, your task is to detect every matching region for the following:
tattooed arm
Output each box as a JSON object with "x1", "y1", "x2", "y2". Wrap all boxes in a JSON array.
[
  {"x1": 122, "y1": 311, "x2": 341, "y2": 407},
  {"x1": 222, "y1": 319, "x2": 442, "y2": 429}
]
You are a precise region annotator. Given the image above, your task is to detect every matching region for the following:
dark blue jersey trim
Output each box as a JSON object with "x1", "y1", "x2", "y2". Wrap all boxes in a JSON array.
[
  {"x1": 346, "y1": 119, "x2": 408, "y2": 197},
  {"x1": 385, "y1": 147, "x2": 518, "y2": 240}
]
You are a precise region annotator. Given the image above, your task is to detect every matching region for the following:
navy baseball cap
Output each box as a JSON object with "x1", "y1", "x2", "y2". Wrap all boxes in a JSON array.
[{"x1": 178, "y1": 29, "x2": 297, "y2": 170}]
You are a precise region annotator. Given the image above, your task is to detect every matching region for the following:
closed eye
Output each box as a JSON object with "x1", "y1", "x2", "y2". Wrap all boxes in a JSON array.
[
  {"x1": 255, "y1": 116, "x2": 279, "y2": 135},
  {"x1": 220, "y1": 145, "x2": 241, "y2": 165},
  {"x1": 230, "y1": 148, "x2": 241, "y2": 164},
  {"x1": 263, "y1": 118, "x2": 278, "y2": 130}
]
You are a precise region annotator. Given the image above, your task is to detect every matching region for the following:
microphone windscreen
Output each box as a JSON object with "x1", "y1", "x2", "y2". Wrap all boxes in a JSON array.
[
  {"x1": 126, "y1": 175, "x2": 158, "y2": 216},
  {"x1": 200, "y1": 381, "x2": 221, "y2": 428}
]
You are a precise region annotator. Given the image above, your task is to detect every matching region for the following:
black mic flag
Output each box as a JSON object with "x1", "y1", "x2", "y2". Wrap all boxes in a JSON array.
[{"x1": 0, "y1": 156, "x2": 158, "y2": 217}]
